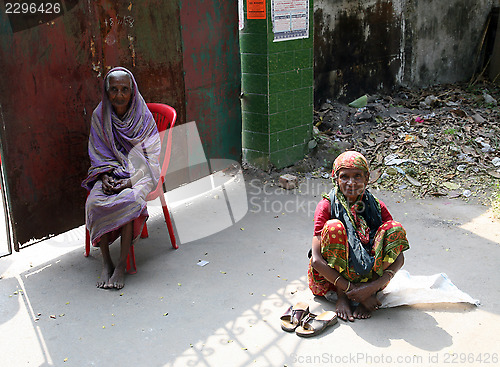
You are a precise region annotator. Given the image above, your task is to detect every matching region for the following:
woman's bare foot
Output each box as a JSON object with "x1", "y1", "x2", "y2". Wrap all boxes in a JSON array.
[
  {"x1": 353, "y1": 303, "x2": 372, "y2": 319},
  {"x1": 97, "y1": 264, "x2": 114, "y2": 289},
  {"x1": 107, "y1": 266, "x2": 126, "y2": 289},
  {"x1": 336, "y1": 292, "x2": 355, "y2": 322},
  {"x1": 353, "y1": 293, "x2": 381, "y2": 319}
]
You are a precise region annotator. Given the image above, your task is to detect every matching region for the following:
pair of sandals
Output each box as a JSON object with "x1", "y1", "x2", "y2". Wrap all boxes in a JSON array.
[{"x1": 280, "y1": 302, "x2": 337, "y2": 337}]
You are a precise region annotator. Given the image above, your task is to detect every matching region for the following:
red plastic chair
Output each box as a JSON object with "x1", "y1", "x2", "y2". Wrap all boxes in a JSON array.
[
  {"x1": 84, "y1": 103, "x2": 178, "y2": 273},
  {"x1": 140, "y1": 103, "x2": 178, "y2": 249}
]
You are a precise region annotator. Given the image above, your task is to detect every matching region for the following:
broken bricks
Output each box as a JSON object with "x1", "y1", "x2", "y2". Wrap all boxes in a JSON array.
[{"x1": 279, "y1": 174, "x2": 298, "y2": 190}]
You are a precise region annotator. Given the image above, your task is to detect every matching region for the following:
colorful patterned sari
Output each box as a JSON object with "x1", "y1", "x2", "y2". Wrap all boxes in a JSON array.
[{"x1": 308, "y1": 191, "x2": 409, "y2": 296}]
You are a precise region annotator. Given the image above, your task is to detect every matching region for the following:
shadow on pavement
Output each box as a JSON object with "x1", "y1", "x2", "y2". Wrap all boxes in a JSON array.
[{"x1": 1, "y1": 178, "x2": 499, "y2": 366}]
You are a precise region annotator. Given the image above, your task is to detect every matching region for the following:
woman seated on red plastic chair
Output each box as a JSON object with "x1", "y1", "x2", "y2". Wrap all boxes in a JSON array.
[{"x1": 81, "y1": 67, "x2": 161, "y2": 290}]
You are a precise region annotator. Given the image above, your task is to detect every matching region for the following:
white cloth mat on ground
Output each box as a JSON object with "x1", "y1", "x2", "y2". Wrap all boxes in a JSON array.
[{"x1": 378, "y1": 270, "x2": 480, "y2": 308}]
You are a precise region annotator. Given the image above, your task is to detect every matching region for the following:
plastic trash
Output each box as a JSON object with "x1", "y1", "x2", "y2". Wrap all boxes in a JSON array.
[
  {"x1": 396, "y1": 166, "x2": 406, "y2": 175},
  {"x1": 384, "y1": 153, "x2": 419, "y2": 166},
  {"x1": 348, "y1": 95, "x2": 368, "y2": 108},
  {"x1": 458, "y1": 153, "x2": 474, "y2": 163},
  {"x1": 483, "y1": 92, "x2": 497, "y2": 105},
  {"x1": 481, "y1": 144, "x2": 494, "y2": 153}
]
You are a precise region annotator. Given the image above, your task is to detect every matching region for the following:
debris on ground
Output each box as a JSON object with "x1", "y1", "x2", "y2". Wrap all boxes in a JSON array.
[
  {"x1": 312, "y1": 82, "x2": 500, "y2": 203},
  {"x1": 244, "y1": 81, "x2": 500, "y2": 204},
  {"x1": 278, "y1": 174, "x2": 298, "y2": 190}
]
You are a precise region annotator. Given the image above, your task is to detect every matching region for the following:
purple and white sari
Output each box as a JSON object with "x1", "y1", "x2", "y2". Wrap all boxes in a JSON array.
[{"x1": 82, "y1": 67, "x2": 161, "y2": 245}]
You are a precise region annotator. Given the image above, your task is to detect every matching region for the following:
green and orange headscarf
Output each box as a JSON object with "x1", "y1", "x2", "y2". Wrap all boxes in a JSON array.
[{"x1": 332, "y1": 151, "x2": 369, "y2": 177}]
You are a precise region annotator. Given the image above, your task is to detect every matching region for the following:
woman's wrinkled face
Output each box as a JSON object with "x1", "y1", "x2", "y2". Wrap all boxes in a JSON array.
[
  {"x1": 107, "y1": 74, "x2": 132, "y2": 117},
  {"x1": 336, "y1": 168, "x2": 369, "y2": 203}
]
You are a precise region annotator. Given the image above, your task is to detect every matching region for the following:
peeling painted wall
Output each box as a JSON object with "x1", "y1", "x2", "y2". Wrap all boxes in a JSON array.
[
  {"x1": 314, "y1": 0, "x2": 494, "y2": 104},
  {"x1": 409, "y1": 0, "x2": 492, "y2": 86}
]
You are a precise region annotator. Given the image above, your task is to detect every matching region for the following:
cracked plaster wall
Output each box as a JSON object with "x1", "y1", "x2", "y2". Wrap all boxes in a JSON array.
[{"x1": 314, "y1": 0, "x2": 494, "y2": 104}]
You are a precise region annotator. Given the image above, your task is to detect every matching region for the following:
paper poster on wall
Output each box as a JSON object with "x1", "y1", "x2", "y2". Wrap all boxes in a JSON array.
[
  {"x1": 271, "y1": 0, "x2": 309, "y2": 42},
  {"x1": 247, "y1": 0, "x2": 266, "y2": 20},
  {"x1": 239, "y1": 0, "x2": 244, "y2": 30}
]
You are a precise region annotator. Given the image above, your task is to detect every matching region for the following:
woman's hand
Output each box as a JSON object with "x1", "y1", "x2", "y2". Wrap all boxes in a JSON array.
[
  {"x1": 101, "y1": 173, "x2": 132, "y2": 195},
  {"x1": 345, "y1": 282, "x2": 378, "y2": 303},
  {"x1": 101, "y1": 173, "x2": 116, "y2": 195},
  {"x1": 360, "y1": 294, "x2": 381, "y2": 311},
  {"x1": 111, "y1": 178, "x2": 132, "y2": 193}
]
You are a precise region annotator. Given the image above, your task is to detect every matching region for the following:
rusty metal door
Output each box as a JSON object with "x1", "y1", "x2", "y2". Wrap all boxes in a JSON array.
[
  {"x1": 180, "y1": 0, "x2": 242, "y2": 162},
  {"x1": 0, "y1": 0, "x2": 186, "y2": 249}
]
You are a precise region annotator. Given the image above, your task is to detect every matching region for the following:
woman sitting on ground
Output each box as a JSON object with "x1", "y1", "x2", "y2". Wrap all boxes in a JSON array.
[
  {"x1": 308, "y1": 151, "x2": 409, "y2": 321},
  {"x1": 82, "y1": 67, "x2": 161, "y2": 290}
]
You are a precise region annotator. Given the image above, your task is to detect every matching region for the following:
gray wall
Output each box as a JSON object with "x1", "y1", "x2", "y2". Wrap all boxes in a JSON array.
[{"x1": 314, "y1": 0, "x2": 494, "y2": 104}]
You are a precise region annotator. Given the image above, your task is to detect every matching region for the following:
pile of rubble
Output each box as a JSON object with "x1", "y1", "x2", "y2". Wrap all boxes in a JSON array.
[{"x1": 305, "y1": 82, "x2": 500, "y2": 203}]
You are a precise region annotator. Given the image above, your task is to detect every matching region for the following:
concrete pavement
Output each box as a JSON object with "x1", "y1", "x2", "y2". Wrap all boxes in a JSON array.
[{"x1": 0, "y1": 173, "x2": 499, "y2": 367}]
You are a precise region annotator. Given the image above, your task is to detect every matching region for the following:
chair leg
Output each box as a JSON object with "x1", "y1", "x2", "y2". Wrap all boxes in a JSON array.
[
  {"x1": 159, "y1": 193, "x2": 178, "y2": 249},
  {"x1": 84, "y1": 228, "x2": 90, "y2": 257},
  {"x1": 141, "y1": 222, "x2": 149, "y2": 238},
  {"x1": 126, "y1": 245, "x2": 137, "y2": 274}
]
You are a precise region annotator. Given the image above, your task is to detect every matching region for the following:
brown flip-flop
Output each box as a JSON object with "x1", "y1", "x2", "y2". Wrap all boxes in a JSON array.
[
  {"x1": 295, "y1": 311, "x2": 337, "y2": 337},
  {"x1": 280, "y1": 302, "x2": 309, "y2": 332}
]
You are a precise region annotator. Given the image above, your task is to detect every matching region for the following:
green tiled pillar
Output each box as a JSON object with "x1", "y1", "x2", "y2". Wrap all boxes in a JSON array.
[{"x1": 240, "y1": 1, "x2": 313, "y2": 169}]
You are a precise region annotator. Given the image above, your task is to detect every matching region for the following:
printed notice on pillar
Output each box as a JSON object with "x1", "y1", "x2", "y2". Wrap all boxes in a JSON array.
[
  {"x1": 271, "y1": 0, "x2": 309, "y2": 42},
  {"x1": 247, "y1": 0, "x2": 266, "y2": 20}
]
